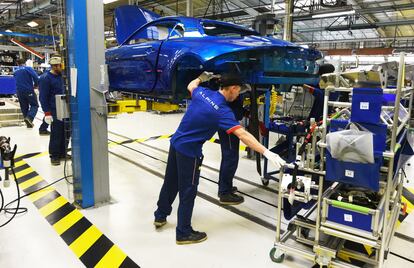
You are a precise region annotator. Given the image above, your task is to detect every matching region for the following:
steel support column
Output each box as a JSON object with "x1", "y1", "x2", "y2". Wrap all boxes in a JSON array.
[
  {"x1": 283, "y1": 0, "x2": 294, "y2": 42},
  {"x1": 186, "y1": 0, "x2": 193, "y2": 17},
  {"x1": 66, "y1": 0, "x2": 110, "y2": 208}
]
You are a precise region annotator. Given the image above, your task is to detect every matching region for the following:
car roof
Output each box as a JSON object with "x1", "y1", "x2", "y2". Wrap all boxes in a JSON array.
[
  {"x1": 149, "y1": 16, "x2": 258, "y2": 34},
  {"x1": 121, "y1": 16, "x2": 259, "y2": 46}
]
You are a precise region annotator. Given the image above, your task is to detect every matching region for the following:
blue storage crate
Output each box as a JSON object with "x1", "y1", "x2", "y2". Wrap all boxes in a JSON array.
[
  {"x1": 327, "y1": 203, "x2": 373, "y2": 232},
  {"x1": 326, "y1": 152, "x2": 382, "y2": 191},
  {"x1": 326, "y1": 121, "x2": 387, "y2": 191},
  {"x1": 0, "y1": 75, "x2": 16, "y2": 95},
  {"x1": 351, "y1": 88, "x2": 383, "y2": 124}
]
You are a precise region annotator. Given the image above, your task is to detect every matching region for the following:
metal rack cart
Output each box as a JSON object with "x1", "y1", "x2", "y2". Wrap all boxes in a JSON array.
[{"x1": 269, "y1": 53, "x2": 414, "y2": 268}]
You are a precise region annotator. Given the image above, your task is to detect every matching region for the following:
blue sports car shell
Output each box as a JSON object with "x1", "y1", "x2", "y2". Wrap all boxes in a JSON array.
[{"x1": 106, "y1": 6, "x2": 322, "y2": 102}]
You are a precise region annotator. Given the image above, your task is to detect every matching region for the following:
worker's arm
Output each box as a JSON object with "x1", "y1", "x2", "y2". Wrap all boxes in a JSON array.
[
  {"x1": 187, "y1": 71, "x2": 220, "y2": 94},
  {"x1": 232, "y1": 127, "x2": 286, "y2": 168},
  {"x1": 187, "y1": 77, "x2": 201, "y2": 94},
  {"x1": 28, "y1": 67, "x2": 39, "y2": 87},
  {"x1": 39, "y1": 76, "x2": 51, "y2": 113},
  {"x1": 232, "y1": 127, "x2": 266, "y2": 154}
]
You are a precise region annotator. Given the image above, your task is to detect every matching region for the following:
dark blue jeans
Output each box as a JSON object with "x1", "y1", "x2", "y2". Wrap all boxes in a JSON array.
[
  {"x1": 49, "y1": 116, "x2": 69, "y2": 159},
  {"x1": 154, "y1": 145, "x2": 202, "y2": 239},
  {"x1": 218, "y1": 130, "x2": 240, "y2": 195},
  {"x1": 16, "y1": 90, "x2": 38, "y2": 120}
]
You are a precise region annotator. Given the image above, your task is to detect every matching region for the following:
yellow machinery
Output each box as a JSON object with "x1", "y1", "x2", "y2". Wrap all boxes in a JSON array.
[{"x1": 107, "y1": 99, "x2": 180, "y2": 115}]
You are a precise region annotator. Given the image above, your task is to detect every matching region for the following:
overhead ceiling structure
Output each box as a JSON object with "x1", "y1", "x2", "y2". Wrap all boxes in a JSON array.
[
  {"x1": 0, "y1": 0, "x2": 413, "y2": 52},
  {"x1": 103, "y1": 0, "x2": 414, "y2": 50},
  {"x1": 0, "y1": 0, "x2": 63, "y2": 50}
]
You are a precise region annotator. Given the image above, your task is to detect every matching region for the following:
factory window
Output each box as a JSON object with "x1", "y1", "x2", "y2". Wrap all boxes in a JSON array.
[
  {"x1": 201, "y1": 22, "x2": 257, "y2": 37},
  {"x1": 128, "y1": 21, "x2": 182, "y2": 44}
]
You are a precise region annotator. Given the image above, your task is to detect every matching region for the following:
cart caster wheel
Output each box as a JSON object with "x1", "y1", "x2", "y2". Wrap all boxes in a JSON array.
[
  {"x1": 261, "y1": 178, "x2": 269, "y2": 186},
  {"x1": 269, "y1": 247, "x2": 285, "y2": 263}
]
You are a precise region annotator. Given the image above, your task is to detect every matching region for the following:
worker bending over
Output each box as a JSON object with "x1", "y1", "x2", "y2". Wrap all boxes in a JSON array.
[{"x1": 154, "y1": 72, "x2": 285, "y2": 245}]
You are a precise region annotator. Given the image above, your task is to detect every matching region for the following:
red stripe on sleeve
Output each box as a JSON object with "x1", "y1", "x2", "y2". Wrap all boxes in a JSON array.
[{"x1": 226, "y1": 125, "x2": 242, "y2": 134}]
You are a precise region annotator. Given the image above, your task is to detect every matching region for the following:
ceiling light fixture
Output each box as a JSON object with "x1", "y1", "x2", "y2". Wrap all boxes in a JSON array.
[
  {"x1": 103, "y1": 0, "x2": 118, "y2": 4},
  {"x1": 312, "y1": 10, "x2": 355, "y2": 19},
  {"x1": 5, "y1": 29, "x2": 12, "y2": 32},
  {"x1": 27, "y1": 21, "x2": 38, "y2": 27}
]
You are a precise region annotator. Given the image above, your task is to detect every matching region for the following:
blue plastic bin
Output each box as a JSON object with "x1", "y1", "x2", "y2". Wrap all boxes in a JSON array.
[
  {"x1": 327, "y1": 204, "x2": 373, "y2": 232},
  {"x1": 326, "y1": 152, "x2": 382, "y2": 191},
  {"x1": 351, "y1": 88, "x2": 383, "y2": 124},
  {"x1": 326, "y1": 120, "x2": 387, "y2": 191}
]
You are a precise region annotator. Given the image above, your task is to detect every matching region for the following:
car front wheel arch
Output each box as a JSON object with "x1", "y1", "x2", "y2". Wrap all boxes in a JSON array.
[{"x1": 171, "y1": 55, "x2": 204, "y2": 101}]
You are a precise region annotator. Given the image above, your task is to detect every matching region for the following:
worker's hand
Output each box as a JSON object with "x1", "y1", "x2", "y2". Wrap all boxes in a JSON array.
[
  {"x1": 44, "y1": 112, "x2": 53, "y2": 124},
  {"x1": 198, "y1": 71, "x2": 220, "y2": 83},
  {"x1": 263, "y1": 149, "x2": 286, "y2": 170}
]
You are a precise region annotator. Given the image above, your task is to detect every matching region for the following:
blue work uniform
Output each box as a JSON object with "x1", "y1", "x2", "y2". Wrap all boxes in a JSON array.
[
  {"x1": 39, "y1": 71, "x2": 68, "y2": 160},
  {"x1": 308, "y1": 87, "x2": 339, "y2": 121},
  {"x1": 154, "y1": 86, "x2": 241, "y2": 239},
  {"x1": 13, "y1": 66, "x2": 39, "y2": 121},
  {"x1": 218, "y1": 96, "x2": 244, "y2": 196}
]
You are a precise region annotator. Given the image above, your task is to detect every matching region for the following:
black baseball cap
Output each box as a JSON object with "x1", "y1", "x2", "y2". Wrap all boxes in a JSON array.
[{"x1": 220, "y1": 73, "x2": 245, "y2": 87}]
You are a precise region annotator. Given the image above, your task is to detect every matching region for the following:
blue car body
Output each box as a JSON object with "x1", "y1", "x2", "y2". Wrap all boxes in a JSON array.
[{"x1": 106, "y1": 6, "x2": 322, "y2": 101}]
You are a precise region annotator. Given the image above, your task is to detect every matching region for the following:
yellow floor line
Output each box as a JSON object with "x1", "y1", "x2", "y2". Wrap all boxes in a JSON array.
[
  {"x1": 39, "y1": 196, "x2": 68, "y2": 217},
  {"x1": 69, "y1": 225, "x2": 102, "y2": 257},
  {"x1": 14, "y1": 160, "x2": 26, "y2": 168},
  {"x1": 28, "y1": 186, "x2": 55, "y2": 202},
  {"x1": 53, "y1": 209, "x2": 84, "y2": 235},
  {"x1": 14, "y1": 167, "x2": 34, "y2": 178},
  {"x1": 94, "y1": 245, "x2": 128, "y2": 268},
  {"x1": 19, "y1": 175, "x2": 43, "y2": 190}
]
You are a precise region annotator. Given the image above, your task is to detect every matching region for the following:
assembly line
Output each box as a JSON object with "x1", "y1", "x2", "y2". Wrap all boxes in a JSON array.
[{"x1": 1, "y1": 1, "x2": 414, "y2": 268}]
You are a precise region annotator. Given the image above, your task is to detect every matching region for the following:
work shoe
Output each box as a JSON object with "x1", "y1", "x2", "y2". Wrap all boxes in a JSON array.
[
  {"x1": 176, "y1": 230, "x2": 207, "y2": 245},
  {"x1": 60, "y1": 154, "x2": 72, "y2": 161},
  {"x1": 51, "y1": 158, "x2": 61, "y2": 166},
  {"x1": 153, "y1": 218, "x2": 167, "y2": 229},
  {"x1": 218, "y1": 186, "x2": 238, "y2": 196},
  {"x1": 219, "y1": 193, "x2": 244, "y2": 205},
  {"x1": 39, "y1": 130, "x2": 50, "y2": 136},
  {"x1": 24, "y1": 117, "x2": 34, "y2": 128}
]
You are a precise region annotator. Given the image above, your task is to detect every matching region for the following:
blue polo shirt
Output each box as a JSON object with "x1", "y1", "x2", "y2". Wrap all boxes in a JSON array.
[
  {"x1": 13, "y1": 66, "x2": 38, "y2": 93},
  {"x1": 171, "y1": 87, "x2": 241, "y2": 157}
]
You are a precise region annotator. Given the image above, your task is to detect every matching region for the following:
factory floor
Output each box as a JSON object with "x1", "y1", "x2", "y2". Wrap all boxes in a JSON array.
[{"x1": 1, "y1": 104, "x2": 414, "y2": 267}]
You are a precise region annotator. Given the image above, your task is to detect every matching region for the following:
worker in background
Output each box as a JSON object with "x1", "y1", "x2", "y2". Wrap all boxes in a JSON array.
[
  {"x1": 154, "y1": 72, "x2": 285, "y2": 245},
  {"x1": 39, "y1": 56, "x2": 67, "y2": 166},
  {"x1": 13, "y1": 58, "x2": 40, "y2": 128},
  {"x1": 217, "y1": 95, "x2": 245, "y2": 205}
]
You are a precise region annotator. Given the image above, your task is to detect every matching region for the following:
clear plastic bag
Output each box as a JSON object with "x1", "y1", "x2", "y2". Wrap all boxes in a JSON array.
[{"x1": 326, "y1": 123, "x2": 374, "y2": 164}]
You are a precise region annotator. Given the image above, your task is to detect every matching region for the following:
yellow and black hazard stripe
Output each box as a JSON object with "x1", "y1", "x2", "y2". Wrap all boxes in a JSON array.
[
  {"x1": 399, "y1": 187, "x2": 414, "y2": 224},
  {"x1": 109, "y1": 134, "x2": 173, "y2": 146},
  {"x1": 12, "y1": 156, "x2": 139, "y2": 268},
  {"x1": 207, "y1": 137, "x2": 248, "y2": 152},
  {"x1": 109, "y1": 133, "x2": 249, "y2": 152}
]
